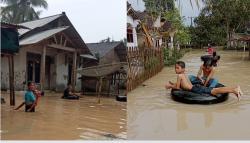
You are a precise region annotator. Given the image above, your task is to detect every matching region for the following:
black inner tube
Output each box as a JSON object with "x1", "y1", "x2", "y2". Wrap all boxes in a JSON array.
[
  {"x1": 116, "y1": 94, "x2": 127, "y2": 102},
  {"x1": 61, "y1": 96, "x2": 79, "y2": 100},
  {"x1": 171, "y1": 83, "x2": 229, "y2": 104}
]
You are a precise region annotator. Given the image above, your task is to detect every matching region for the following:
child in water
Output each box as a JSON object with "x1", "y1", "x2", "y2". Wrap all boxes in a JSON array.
[
  {"x1": 166, "y1": 61, "x2": 242, "y2": 100},
  {"x1": 189, "y1": 52, "x2": 220, "y2": 88},
  {"x1": 14, "y1": 82, "x2": 42, "y2": 112}
]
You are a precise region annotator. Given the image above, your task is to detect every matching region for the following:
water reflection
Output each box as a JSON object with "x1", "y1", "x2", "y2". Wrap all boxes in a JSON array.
[{"x1": 1, "y1": 93, "x2": 126, "y2": 140}]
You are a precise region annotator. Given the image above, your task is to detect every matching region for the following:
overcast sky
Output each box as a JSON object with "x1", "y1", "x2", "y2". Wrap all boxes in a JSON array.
[
  {"x1": 38, "y1": 0, "x2": 126, "y2": 43},
  {"x1": 1, "y1": 0, "x2": 201, "y2": 42},
  {"x1": 127, "y1": 0, "x2": 203, "y2": 26}
]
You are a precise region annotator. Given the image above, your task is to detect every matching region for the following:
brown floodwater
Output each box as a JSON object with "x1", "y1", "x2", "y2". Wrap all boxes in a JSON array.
[
  {"x1": 128, "y1": 50, "x2": 250, "y2": 140},
  {"x1": 1, "y1": 92, "x2": 126, "y2": 140}
]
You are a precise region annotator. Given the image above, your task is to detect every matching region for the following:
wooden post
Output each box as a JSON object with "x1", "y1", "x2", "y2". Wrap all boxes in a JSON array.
[
  {"x1": 71, "y1": 51, "x2": 77, "y2": 91},
  {"x1": 97, "y1": 77, "x2": 103, "y2": 104},
  {"x1": 117, "y1": 73, "x2": 120, "y2": 95},
  {"x1": 9, "y1": 55, "x2": 15, "y2": 106},
  {"x1": 40, "y1": 46, "x2": 46, "y2": 91},
  {"x1": 248, "y1": 42, "x2": 250, "y2": 60}
]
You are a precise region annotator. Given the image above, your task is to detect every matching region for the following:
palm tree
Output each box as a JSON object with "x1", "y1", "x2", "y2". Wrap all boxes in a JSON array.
[{"x1": 1, "y1": 0, "x2": 48, "y2": 23}]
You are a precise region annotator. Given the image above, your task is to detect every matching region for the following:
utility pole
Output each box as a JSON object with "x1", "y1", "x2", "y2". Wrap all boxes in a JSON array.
[{"x1": 188, "y1": 16, "x2": 195, "y2": 27}]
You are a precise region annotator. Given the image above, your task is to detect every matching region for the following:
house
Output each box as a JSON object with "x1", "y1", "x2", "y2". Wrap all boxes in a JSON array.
[
  {"x1": 127, "y1": 2, "x2": 140, "y2": 47},
  {"x1": 80, "y1": 41, "x2": 127, "y2": 93},
  {"x1": 86, "y1": 41, "x2": 127, "y2": 65},
  {"x1": 127, "y1": 1, "x2": 173, "y2": 49},
  {"x1": 1, "y1": 12, "x2": 93, "y2": 92}
]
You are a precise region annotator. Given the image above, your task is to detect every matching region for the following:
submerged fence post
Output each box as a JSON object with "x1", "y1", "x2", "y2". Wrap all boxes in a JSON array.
[{"x1": 9, "y1": 55, "x2": 15, "y2": 106}]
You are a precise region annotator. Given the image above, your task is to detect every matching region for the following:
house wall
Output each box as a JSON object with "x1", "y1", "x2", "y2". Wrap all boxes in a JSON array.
[
  {"x1": 54, "y1": 53, "x2": 68, "y2": 91},
  {"x1": 1, "y1": 46, "x2": 81, "y2": 92},
  {"x1": 127, "y1": 16, "x2": 139, "y2": 47}
]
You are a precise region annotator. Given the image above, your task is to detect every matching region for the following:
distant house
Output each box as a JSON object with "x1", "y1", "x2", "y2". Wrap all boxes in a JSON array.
[
  {"x1": 1, "y1": 12, "x2": 93, "y2": 91},
  {"x1": 127, "y1": 2, "x2": 140, "y2": 47},
  {"x1": 86, "y1": 41, "x2": 127, "y2": 65},
  {"x1": 127, "y1": 1, "x2": 173, "y2": 49}
]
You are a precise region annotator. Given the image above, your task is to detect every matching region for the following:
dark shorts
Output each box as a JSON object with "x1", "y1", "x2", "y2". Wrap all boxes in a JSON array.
[
  {"x1": 25, "y1": 104, "x2": 35, "y2": 112},
  {"x1": 191, "y1": 84, "x2": 213, "y2": 94}
]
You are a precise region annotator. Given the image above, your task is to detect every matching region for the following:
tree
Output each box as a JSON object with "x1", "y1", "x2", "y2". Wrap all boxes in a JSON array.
[
  {"x1": 143, "y1": 0, "x2": 175, "y2": 16},
  {"x1": 1, "y1": 0, "x2": 48, "y2": 23},
  {"x1": 201, "y1": 0, "x2": 250, "y2": 48},
  {"x1": 190, "y1": 0, "x2": 250, "y2": 48}
]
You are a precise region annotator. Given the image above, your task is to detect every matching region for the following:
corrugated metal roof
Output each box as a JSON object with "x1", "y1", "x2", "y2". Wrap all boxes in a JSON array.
[
  {"x1": 77, "y1": 62, "x2": 126, "y2": 77},
  {"x1": 20, "y1": 26, "x2": 69, "y2": 46},
  {"x1": 86, "y1": 41, "x2": 122, "y2": 58},
  {"x1": 1, "y1": 22, "x2": 30, "y2": 29},
  {"x1": 18, "y1": 14, "x2": 62, "y2": 35},
  {"x1": 80, "y1": 54, "x2": 97, "y2": 60}
]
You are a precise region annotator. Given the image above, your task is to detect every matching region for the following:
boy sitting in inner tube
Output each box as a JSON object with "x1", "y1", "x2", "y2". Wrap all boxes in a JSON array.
[
  {"x1": 189, "y1": 52, "x2": 220, "y2": 88},
  {"x1": 165, "y1": 61, "x2": 243, "y2": 101}
]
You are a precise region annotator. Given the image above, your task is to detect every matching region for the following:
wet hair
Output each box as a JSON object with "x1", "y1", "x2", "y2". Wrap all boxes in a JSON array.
[
  {"x1": 176, "y1": 61, "x2": 185, "y2": 69},
  {"x1": 203, "y1": 59, "x2": 213, "y2": 68},
  {"x1": 27, "y1": 81, "x2": 33, "y2": 87},
  {"x1": 212, "y1": 52, "x2": 220, "y2": 67},
  {"x1": 201, "y1": 52, "x2": 221, "y2": 67}
]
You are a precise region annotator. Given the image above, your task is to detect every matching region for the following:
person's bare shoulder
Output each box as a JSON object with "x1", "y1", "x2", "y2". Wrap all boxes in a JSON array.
[{"x1": 177, "y1": 73, "x2": 185, "y2": 79}]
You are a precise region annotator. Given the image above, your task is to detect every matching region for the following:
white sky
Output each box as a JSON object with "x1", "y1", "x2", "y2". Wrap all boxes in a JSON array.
[
  {"x1": 38, "y1": 0, "x2": 126, "y2": 43},
  {"x1": 127, "y1": 0, "x2": 203, "y2": 26}
]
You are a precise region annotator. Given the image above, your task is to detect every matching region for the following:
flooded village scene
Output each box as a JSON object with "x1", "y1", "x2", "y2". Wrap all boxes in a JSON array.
[
  {"x1": 1, "y1": 0, "x2": 250, "y2": 141},
  {"x1": 1, "y1": 0, "x2": 127, "y2": 140},
  {"x1": 126, "y1": 0, "x2": 250, "y2": 140}
]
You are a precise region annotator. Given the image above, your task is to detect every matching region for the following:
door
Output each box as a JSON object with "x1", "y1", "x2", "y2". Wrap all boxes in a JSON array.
[{"x1": 27, "y1": 53, "x2": 41, "y2": 84}]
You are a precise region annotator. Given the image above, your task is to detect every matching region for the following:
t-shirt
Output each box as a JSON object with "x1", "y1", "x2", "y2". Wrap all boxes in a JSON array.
[
  {"x1": 25, "y1": 91, "x2": 36, "y2": 105},
  {"x1": 207, "y1": 47, "x2": 214, "y2": 55}
]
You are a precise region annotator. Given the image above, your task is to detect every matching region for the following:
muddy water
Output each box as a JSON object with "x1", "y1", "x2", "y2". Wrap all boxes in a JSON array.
[
  {"x1": 128, "y1": 50, "x2": 250, "y2": 140},
  {"x1": 1, "y1": 92, "x2": 126, "y2": 140}
]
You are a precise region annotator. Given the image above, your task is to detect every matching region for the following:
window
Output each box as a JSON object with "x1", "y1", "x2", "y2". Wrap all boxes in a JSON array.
[
  {"x1": 127, "y1": 29, "x2": 134, "y2": 43},
  {"x1": 155, "y1": 39, "x2": 160, "y2": 48}
]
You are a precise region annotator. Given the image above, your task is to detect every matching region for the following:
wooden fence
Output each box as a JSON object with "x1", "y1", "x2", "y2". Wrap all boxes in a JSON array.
[{"x1": 126, "y1": 46, "x2": 164, "y2": 91}]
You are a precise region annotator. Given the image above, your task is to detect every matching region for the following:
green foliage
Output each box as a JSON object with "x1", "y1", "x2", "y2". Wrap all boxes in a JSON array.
[
  {"x1": 145, "y1": 56, "x2": 160, "y2": 70},
  {"x1": 163, "y1": 8, "x2": 182, "y2": 30},
  {"x1": 175, "y1": 27, "x2": 191, "y2": 45},
  {"x1": 163, "y1": 47, "x2": 190, "y2": 66},
  {"x1": 190, "y1": 0, "x2": 250, "y2": 47},
  {"x1": 143, "y1": 0, "x2": 175, "y2": 16},
  {"x1": 1, "y1": 0, "x2": 48, "y2": 23},
  {"x1": 163, "y1": 8, "x2": 191, "y2": 45}
]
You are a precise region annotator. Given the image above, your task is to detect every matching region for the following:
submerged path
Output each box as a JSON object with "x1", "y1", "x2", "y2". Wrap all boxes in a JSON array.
[
  {"x1": 128, "y1": 50, "x2": 250, "y2": 140},
  {"x1": 1, "y1": 92, "x2": 126, "y2": 140}
]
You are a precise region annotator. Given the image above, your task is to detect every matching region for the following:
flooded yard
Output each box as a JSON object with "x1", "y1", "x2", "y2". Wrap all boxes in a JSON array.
[
  {"x1": 1, "y1": 92, "x2": 126, "y2": 140},
  {"x1": 128, "y1": 50, "x2": 250, "y2": 140}
]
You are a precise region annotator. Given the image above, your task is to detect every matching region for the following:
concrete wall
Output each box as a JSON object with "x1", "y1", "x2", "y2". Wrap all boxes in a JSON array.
[
  {"x1": 1, "y1": 46, "x2": 81, "y2": 92},
  {"x1": 1, "y1": 46, "x2": 29, "y2": 90}
]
